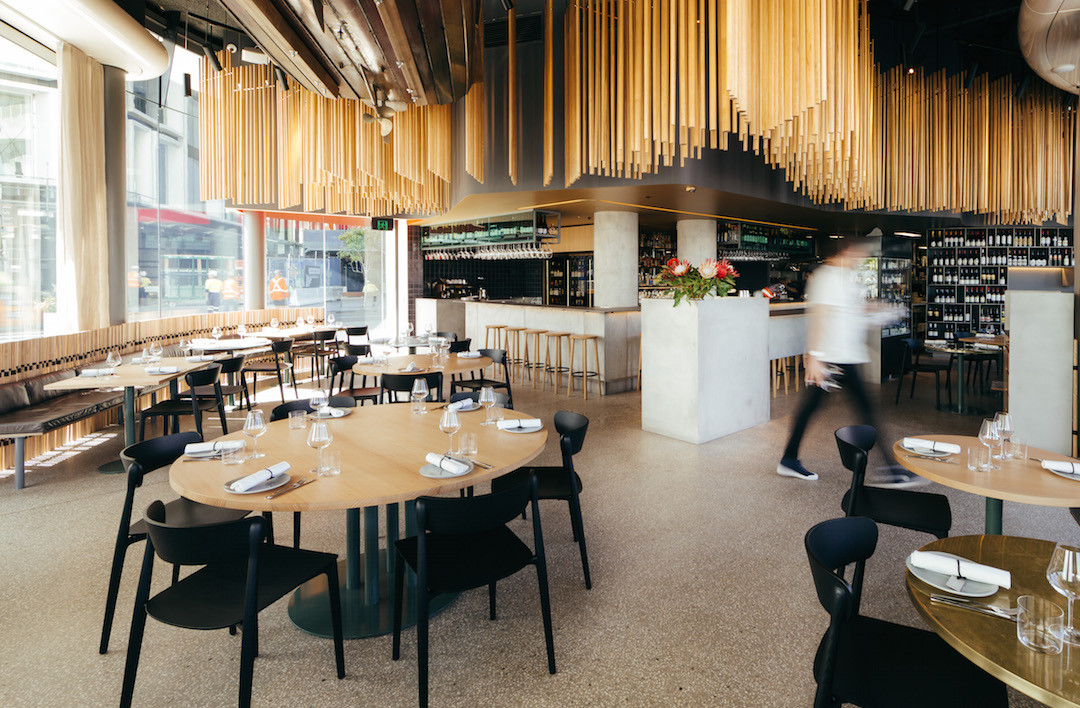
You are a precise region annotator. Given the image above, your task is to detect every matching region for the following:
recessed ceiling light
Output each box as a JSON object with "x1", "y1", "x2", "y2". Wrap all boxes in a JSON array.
[{"x1": 907, "y1": 68, "x2": 915, "y2": 74}]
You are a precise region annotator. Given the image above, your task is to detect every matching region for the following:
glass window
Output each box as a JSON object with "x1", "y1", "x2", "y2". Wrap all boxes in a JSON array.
[{"x1": 0, "y1": 37, "x2": 58, "y2": 340}]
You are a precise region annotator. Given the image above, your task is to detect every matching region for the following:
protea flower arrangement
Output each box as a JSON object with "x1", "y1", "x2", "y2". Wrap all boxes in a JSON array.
[{"x1": 659, "y1": 258, "x2": 740, "y2": 306}]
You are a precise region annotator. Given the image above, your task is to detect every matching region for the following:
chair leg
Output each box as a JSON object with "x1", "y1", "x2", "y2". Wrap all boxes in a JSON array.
[
  {"x1": 171, "y1": 563, "x2": 180, "y2": 585},
  {"x1": 193, "y1": 410, "x2": 203, "y2": 440},
  {"x1": 261, "y1": 511, "x2": 275, "y2": 543},
  {"x1": 138, "y1": 414, "x2": 147, "y2": 442},
  {"x1": 488, "y1": 582, "x2": 497, "y2": 620},
  {"x1": 933, "y1": 371, "x2": 941, "y2": 408},
  {"x1": 217, "y1": 401, "x2": 229, "y2": 435},
  {"x1": 238, "y1": 616, "x2": 257, "y2": 708},
  {"x1": 293, "y1": 511, "x2": 302, "y2": 549},
  {"x1": 392, "y1": 558, "x2": 405, "y2": 660},
  {"x1": 119, "y1": 545, "x2": 155, "y2": 708},
  {"x1": 417, "y1": 591, "x2": 430, "y2": 708},
  {"x1": 535, "y1": 562, "x2": 557, "y2": 675},
  {"x1": 99, "y1": 537, "x2": 133, "y2": 654},
  {"x1": 325, "y1": 563, "x2": 346, "y2": 679},
  {"x1": 568, "y1": 497, "x2": 592, "y2": 590}
]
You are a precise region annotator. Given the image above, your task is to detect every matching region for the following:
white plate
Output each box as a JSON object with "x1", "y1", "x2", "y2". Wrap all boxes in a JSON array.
[
  {"x1": 899, "y1": 442, "x2": 952, "y2": 458},
  {"x1": 1046, "y1": 467, "x2": 1080, "y2": 483},
  {"x1": 419, "y1": 458, "x2": 474, "y2": 478},
  {"x1": 905, "y1": 551, "x2": 998, "y2": 598},
  {"x1": 307, "y1": 407, "x2": 351, "y2": 419},
  {"x1": 223, "y1": 473, "x2": 291, "y2": 495},
  {"x1": 501, "y1": 423, "x2": 544, "y2": 434},
  {"x1": 449, "y1": 401, "x2": 480, "y2": 412}
]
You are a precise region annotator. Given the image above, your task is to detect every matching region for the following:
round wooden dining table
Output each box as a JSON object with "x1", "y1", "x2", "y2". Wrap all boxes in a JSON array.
[
  {"x1": 893, "y1": 434, "x2": 1080, "y2": 534},
  {"x1": 170, "y1": 402, "x2": 547, "y2": 638},
  {"x1": 908, "y1": 535, "x2": 1080, "y2": 708},
  {"x1": 351, "y1": 352, "x2": 492, "y2": 378}
]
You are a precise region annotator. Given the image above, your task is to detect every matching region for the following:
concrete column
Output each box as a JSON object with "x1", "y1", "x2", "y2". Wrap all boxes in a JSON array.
[
  {"x1": 593, "y1": 211, "x2": 639, "y2": 308},
  {"x1": 103, "y1": 66, "x2": 126, "y2": 325},
  {"x1": 677, "y1": 219, "x2": 717, "y2": 264},
  {"x1": 243, "y1": 211, "x2": 266, "y2": 309}
]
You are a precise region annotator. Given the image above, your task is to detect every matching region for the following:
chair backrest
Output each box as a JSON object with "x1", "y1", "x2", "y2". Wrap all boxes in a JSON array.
[
  {"x1": 449, "y1": 390, "x2": 511, "y2": 408},
  {"x1": 185, "y1": 363, "x2": 223, "y2": 389},
  {"x1": 434, "y1": 331, "x2": 458, "y2": 341},
  {"x1": 834, "y1": 425, "x2": 876, "y2": 475},
  {"x1": 345, "y1": 326, "x2": 368, "y2": 338},
  {"x1": 216, "y1": 355, "x2": 246, "y2": 375},
  {"x1": 314, "y1": 330, "x2": 336, "y2": 343},
  {"x1": 553, "y1": 411, "x2": 589, "y2": 463},
  {"x1": 448, "y1": 338, "x2": 471, "y2": 353},
  {"x1": 478, "y1": 348, "x2": 507, "y2": 367},
  {"x1": 329, "y1": 395, "x2": 356, "y2": 408},
  {"x1": 381, "y1": 371, "x2": 444, "y2": 401},
  {"x1": 328, "y1": 355, "x2": 357, "y2": 375},
  {"x1": 144, "y1": 499, "x2": 263, "y2": 566},
  {"x1": 271, "y1": 399, "x2": 313, "y2": 421},
  {"x1": 121, "y1": 431, "x2": 203, "y2": 489},
  {"x1": 344, "y1": 343, "x2": 370, "y2": 356},
  {"x1": 270, "y1": 339, "x2": 294, "y2": 354},
  {"x1": 418, "y1": 473, "x2": 536, "y2": 536}
]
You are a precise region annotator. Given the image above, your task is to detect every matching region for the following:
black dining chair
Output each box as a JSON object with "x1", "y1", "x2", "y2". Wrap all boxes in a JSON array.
[
  {"x1": 448, "y1": 338, "x2": 471, "y2": 354},
  {"x1": 293, "y1": 330, "x2": 338, "y2": 388},
  {"x1": 381, "y1": 371, "x2": 444, "y2": 403},
  {"x1": 894, "y1": 339, "x2": 952, "y2": 408},
  {"x1": 119, "y1": 501, "x2": 345, "y2": 708},
  {"x1": 836, "y1": 425, "x2": 951, "y2": 540},
  {"x1": 433, "y1": 331, "x2": 458, "y2": 342},
  {"x1": 391, "y1": 474, "x2": 556, "y2": 708},
  {"x1": 99, "y1": 432, "x2": 251, "y2": 654},
  {"x1": 241, "y1": 339, "x2": 298, "y2": 401},
  {"x1": 138, "y1": 364, "x2": 228, "y2": 441},
  {"x1": 179, "y1": 355, "x2": 251, "y2": 411},
  {"x1": 343, "y1": 326, "x2": 368, "y2": 346},
  {"x1": 491, "y1": 411, "x2": 591, "y2": 588},
  {"x1": 328, "y1": 355, "x2": 380, "y2": 405},
  {"x1": 450, "y1": 348, "x2": 513, "y2": 408},
  {"x1": 805, "y1": 516, "x2": 1007, "y2": 708}
]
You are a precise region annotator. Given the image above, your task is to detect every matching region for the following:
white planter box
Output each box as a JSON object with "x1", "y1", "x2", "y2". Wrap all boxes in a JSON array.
[{"x1": 641, "y1": 297, "x2": 769, "y2": 444}]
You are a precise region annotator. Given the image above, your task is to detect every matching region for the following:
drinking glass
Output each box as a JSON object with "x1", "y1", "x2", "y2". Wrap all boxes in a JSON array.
[
  {"x1": 211, "y1": 326, "x2": 222, "y2": 341},
  {"x1": 288, "y1": 409, "x2": 307, "y2": 429},
  {"x1": 236, "y1": 324, "x2": 247, "y2": 338},
  {"x1": 270, "y1": 317, "x2": 279, "y2": 329},
  {"x1": 994, "y1": 411, "x2": 1014, "y2": 459},
  {"x1": 978, "y1": 419, "x2": 999, "y2": 470},
  {"x1": 320, "y1": 450, "x2": 341, "y2": 477},
  {"x1": 306, "y1": 315, "x2": 315, "y2": 327},
  {"x1": 439, "y1": 408, "x2": 461, "y2": 455},
  {"x1": 309, "y1": 390, "x2": 329, "y2": 417},
  {"x1": 140, "y1": 348, "x2": 149, "y2": 363},
  {"x1": 479, "y1": 386, "x2": 496, "y2": 425},
  {"x1": 178, "y1": 338, "x2": 189, "y2": 355},
  {"x1": 307, "y1": 420, "x2": 333, "y2": 475},
  {"x1": 406, "y1": 322, "x2": 414, "y2": 338},
  {"x1": 456, "y1": 432, "x2": 478, "y2": 457},
  {"x1": 1008, "y1": 435, "x2": 1028, "y2": 461},
  {"x1": 1047, "y1": 544, "x2": 1080, "y2": 645},
  {"x1": 966, "y1": 445, "x2": 989, "y2": 472},
  {"x1": 106, "y1": 351, "x2": 121, "y2": 369},
  {"x1": 1018, "y1": 595, "x2": 1065, "y2": 654},
  {"x1": 411, "y1": 378, "x2": 429, "y2": 414},
  {"x1": 148, "y1": 341, "x2": 163, "y2": 361},
  {"x1": 326, "y1": 313, "x2": 336, "y2": 326},
  {"x1": 243, "y1": 409, "x2": 267, "y2": 459}
]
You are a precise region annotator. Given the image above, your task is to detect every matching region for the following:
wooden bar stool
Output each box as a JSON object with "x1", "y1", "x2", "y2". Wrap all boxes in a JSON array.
[
  {"x1": 503, "y1": 326, "x2": 526, "y2": 381},
  {"x1": 484, "y1": 324, "x2": 506, "y2": 350},
  {"x1": 568, "y1": 334, "x2": 602, "y2": 400},
  {"x1": 522, "y1": 328, "x2": 547, "y2": 387},
  {"x1": 543, "y1": 332, "x2": 570, "y2": 393}
]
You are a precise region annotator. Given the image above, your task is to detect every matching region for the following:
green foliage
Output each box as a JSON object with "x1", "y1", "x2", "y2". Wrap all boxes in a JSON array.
[{"x1": 338, "y1": 227, "x2": 369, "y2": 265}]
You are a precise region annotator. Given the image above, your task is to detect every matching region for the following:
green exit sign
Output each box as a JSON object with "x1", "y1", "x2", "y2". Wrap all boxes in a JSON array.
[{"x1": 372, "y1": 218, "x2": 393, "y2": 231}]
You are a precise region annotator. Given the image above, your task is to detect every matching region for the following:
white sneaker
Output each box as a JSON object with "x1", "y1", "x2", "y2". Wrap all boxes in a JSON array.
[{"x1": 777, "y1": 458, "x2": 818, "y2": 481}]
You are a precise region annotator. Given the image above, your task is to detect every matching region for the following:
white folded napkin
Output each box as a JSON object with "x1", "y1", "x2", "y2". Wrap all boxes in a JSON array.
[
  {"x1": 902, "y1": 437, "x2": 961, "y2": 454},
  {"x1": 457, "y1": 351, "x2": 482, "y2": 358},
  {"x1": 144, "y1": 366, "x2": 179, "y2": 375},
  {"x1": 402, "y1": 362, "x2": 419, "y2": 372},
  {"x1": 1042, "y1": 460, "x2": 1080, "y2": 476},
  {"x1": 975, "y1": 333, "x2": 994, "y2": 339},
  {"x1": 909, "y1": 550, "x2": 1012, "y2": 590},
  {"x1": 229, "y1": 462, "x2": 290, "y2": 492},
  {"x1": 185, "y1": 440, "x2": 246, "y2": 455},
  {"x1": 448, "y1": 399, "x2": 475, "y2": 412},
  {"x1": 497, "y1": 418, "x2": 542, "y2": 430},
  {"x1": 924, "y1": 339, "x2": 946, "y2": 346},
  {"x1": 424, "y1": 453, "x2": 470, "y2": 475},
  {"x1": 186, "y1": 355, "x2": 216, "y2": 362},
  {"x1": 81, "y1": 368, "x2": 115, "y2": 377},
  {"x1": 130, "y1": 357, "x2": 146, "y2": 364},
  {"x1": 972, "y1": 343, "x2": 999, "y2": 350},
  {"x1": 356, "y1": 356, "x2": 375, "y2": 364}
]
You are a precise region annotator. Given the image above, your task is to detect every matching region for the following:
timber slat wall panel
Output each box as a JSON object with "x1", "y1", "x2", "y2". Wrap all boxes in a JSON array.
[
  {"x1": 562, "y1": 0, "x2": 1074, "y2": 224},
  {"x1": 200, "y1": 54, "x2": 451, "y2": 215},
  {"x1": 0, "y1": 308, "x2": 323, "y2": 475}
]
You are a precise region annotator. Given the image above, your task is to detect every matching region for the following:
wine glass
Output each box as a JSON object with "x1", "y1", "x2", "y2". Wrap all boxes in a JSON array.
[
  {"x1": 211, "y1": 326, "x2": 222, "y2": 341},
  {"x1": 326, "y1": 313, "x2": 336, "y2": 326},
  {"x1": 270, "y1": 317, "x2": 279, "y2": 329},
  {"x1": 994, "y1": 411, "x2": 1014, "y2": 459},
  {"x1": 439, "y1": 408, "x2": 461, "y2": 455},
  {"x1": 106, "y1": 351, "x2": 121, "y2": 370},
  {"x1": 411, "y1": 378, "x2": 429, "y2": 414},
  {"x1": 406, "y1": 322, "x2": 414, "y2": 339},
  {"x1": 978, "y1": 419, "x2": 1000, "y2": 470},
  {"x1": 307, "y1": 420, "x2": 333, "y2": 475},
  {"x1": 178, "y1": 338, "x2": 190, "y2": 355},
  {"x1": 479, "y1": 386, "x2": 496, "y2": 425},
  {"x1": 236, "y1": 324, "x2": 247, "y2": 338},
  {"x1": 243, "y1": 409, "x2": 267, "y2": 459},
  {"x1": 306, "y1": 315, "x2": 315, "y2": 327},
  {"x1": 309, "y1": 390, "x2": 328, "y2": 417},
  {"x1": 1047, "y1": 544, "x2": 1080, "y2": 645},
  {"x1": 148, "y1": 341, "x2": 163, "y2": 362}
]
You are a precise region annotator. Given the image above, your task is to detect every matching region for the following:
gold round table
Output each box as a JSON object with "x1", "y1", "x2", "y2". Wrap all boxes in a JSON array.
[
  {"x1": 908, "y1": 535, "x2": 1080, "y2": 707},
  {"x1": 170, "y1": 403, "x2": 546, "y2": 638}
]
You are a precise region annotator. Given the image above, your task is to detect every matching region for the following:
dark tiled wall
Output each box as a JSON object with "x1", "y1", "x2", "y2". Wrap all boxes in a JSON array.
[
  {"x1": 407, "y1": 225, "x2": 424, "y2": 324},
  {"x1": 423, "y1": 259, "x2": 544, "y2": 300}
]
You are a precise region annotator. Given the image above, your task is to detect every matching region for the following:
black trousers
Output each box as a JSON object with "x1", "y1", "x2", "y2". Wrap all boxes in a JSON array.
[{"x1": 783, "y1": 362, "x2": 884, "y2": 461}]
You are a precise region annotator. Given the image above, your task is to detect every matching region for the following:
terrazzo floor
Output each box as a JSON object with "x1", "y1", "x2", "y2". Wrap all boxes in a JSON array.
[{"x1": 0, "y1": 372, "x2": 1074, "y2": 707}]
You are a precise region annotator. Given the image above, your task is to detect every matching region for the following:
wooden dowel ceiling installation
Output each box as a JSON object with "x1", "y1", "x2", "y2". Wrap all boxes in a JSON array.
[{"x1": 559, "y1": 0, "x2": 1073, "y2": 224}]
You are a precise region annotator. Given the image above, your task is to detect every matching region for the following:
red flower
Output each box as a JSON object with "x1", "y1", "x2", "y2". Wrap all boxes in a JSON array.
[{"x1": 716, "y1": 259, "x2": 739, "y2": 279}]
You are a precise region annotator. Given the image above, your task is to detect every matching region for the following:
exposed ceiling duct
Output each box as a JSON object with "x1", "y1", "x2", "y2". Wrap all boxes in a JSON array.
[{"x1": 1018, "y1": 0, "x2": 1080, "y2": 94}]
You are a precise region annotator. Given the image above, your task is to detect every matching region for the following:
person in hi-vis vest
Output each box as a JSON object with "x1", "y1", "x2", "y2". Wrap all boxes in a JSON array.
[
  {"x1": 205, "y1": 270, "x2": 223, "y2": 311},
  {"x1": 222, "y1": 272, "x2": 241, "y2": 311},
  {"x1": 269, "y1": 270, "x2": 289, "y2": 306}
]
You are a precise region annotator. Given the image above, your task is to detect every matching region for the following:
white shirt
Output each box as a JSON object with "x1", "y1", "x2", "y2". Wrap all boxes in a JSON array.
[{"x1": 805, "y1": 263, "x2": 869, "y2": 364}]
